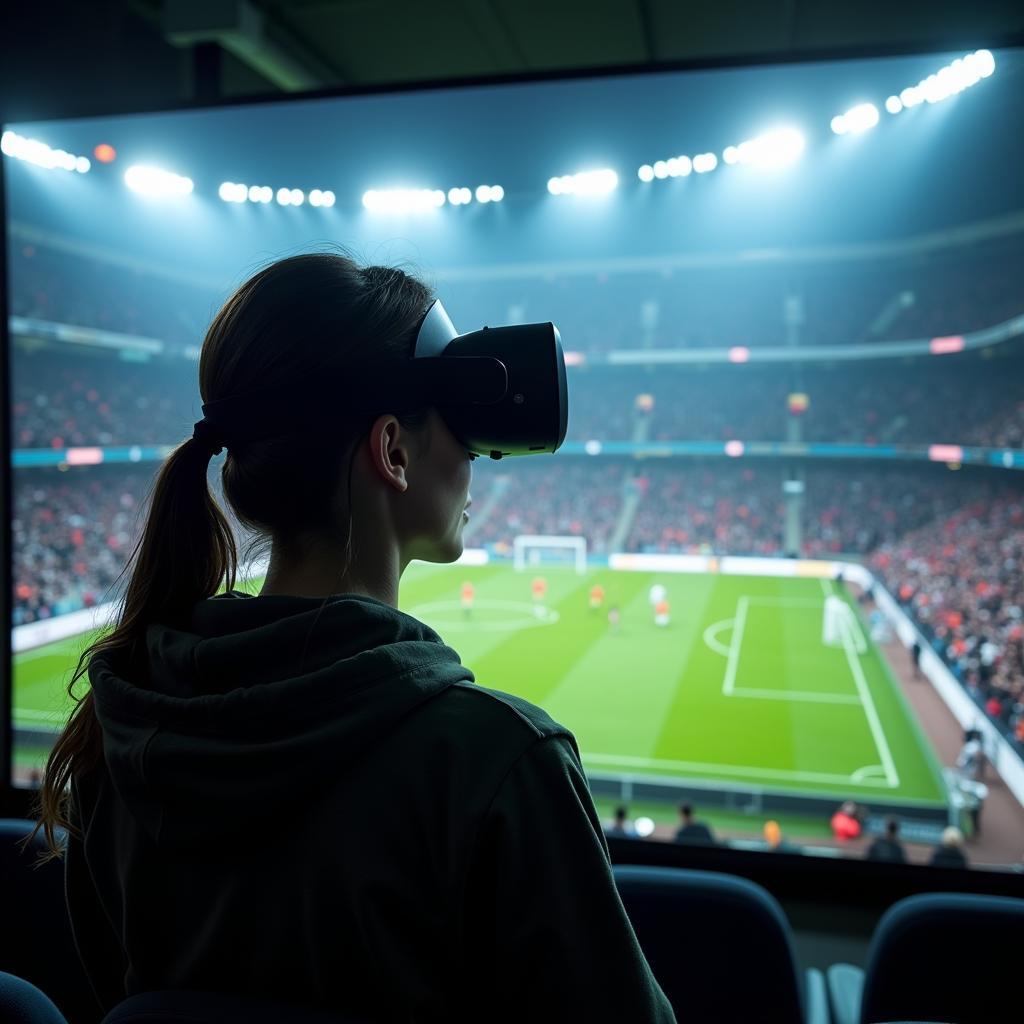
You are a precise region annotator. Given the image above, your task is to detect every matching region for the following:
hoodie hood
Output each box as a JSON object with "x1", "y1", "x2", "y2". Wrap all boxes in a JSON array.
[{"x1": 89, "y1": 592, "x2": 474, "y2": 850}]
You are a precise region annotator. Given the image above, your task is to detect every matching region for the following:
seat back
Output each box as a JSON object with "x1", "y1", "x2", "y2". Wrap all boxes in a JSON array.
[
  {"x1": 860, "y1": 892, "x2": 1024, "y2": 1024},
  {"x1": 101, "y1": 990, "x2": 365, "y2": 1024},
  {"x1": 614, "y1": 864, "x2": 805, "y2": 1024},
  {"x1": 0, "y1": 820, "x2": 97, "y2": 1024},
  {"x1": 0, "y1": 971, "x2": 70, "y2": 1024}
]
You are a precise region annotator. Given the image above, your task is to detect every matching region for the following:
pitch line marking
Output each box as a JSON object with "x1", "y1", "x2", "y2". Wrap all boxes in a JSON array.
[
  {"x1": 721, "y1": 597, "x2": 748, "y2": 696},
  {"x1": 820, "y1": 576, "x2": 832, "y2": 598},
  {"x1": 851, "y1": 765, "x2": 888, "y2": 783},
  {"x1": 583, "y1": 751, "x2": 898, "y2": 788},
  {"x1": 825, "y1": 580, "x2": 901, "y2": 788},
  {"x1": 729, "y1": 687, "x2": 863, "y2": 705},
  {"x1": 702, "y1": 619, "x2": 735, "y2": 657}
]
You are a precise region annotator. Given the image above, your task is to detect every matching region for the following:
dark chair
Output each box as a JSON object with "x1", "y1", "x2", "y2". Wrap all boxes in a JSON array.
[
  {"x1": 101, "y1": 990, "x2": 365, "y2": 1024},
  {"x1": 613, "y1": 865, "x2": 828, "y2": 1024},
  {"x1": 0, "y1": 820, "x2": 98, "y2": 1024},
  {"x1": 827, "y1": 892, "x2": 1024, "y2": 1024},
  {"x1": 0, "y1": 971, "x2": 70, "y2": 1024}
]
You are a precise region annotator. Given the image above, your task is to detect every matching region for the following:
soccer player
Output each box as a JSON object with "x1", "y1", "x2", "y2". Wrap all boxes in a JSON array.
[
  {"x1": 531, "y1": 575, "x2": 548, "y2": 618},
  {"x1": 648, "y1": 582, "x2": 666, "y2": 607},
  {"x1": 460, "y1": 580, "x2": 475, "y2": 617},
  {"x1": 589, "y1": 582, "x2": 605, "y2": 612},
  {"x1": 654, "y1": 598, "x2": 670, "y2": 628},
  {"x1": 607, "y1": 604, "x2": 621, "y2": 633}
]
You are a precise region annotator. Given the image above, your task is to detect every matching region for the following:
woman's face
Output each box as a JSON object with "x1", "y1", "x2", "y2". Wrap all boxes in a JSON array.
[{"x1": 399, "y1": 408, "x2": 473, "y2": 566}]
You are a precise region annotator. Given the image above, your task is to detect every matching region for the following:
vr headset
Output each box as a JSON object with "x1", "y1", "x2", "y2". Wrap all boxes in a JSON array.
[
  {"x1": 411, "y1": 300, "x2": 567, "y2": 459},
  {"x1": 201, "y1": 299, "x2": 568, "y2": 460}
]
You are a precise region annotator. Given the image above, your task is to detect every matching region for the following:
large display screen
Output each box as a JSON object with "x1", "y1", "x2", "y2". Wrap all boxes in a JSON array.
[{"x1": 5, "y1": 46, "x2": 1023, "y2": 871}]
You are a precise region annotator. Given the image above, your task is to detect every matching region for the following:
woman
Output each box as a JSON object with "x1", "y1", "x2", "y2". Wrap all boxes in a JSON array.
[{"x1": 32, "y1": 255, "x2": 674, "y2": 1022}]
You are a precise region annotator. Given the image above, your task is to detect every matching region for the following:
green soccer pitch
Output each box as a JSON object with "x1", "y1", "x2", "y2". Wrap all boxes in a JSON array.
[{"x1": 11, "y1": 564, "x2": 947, "y2": 808}]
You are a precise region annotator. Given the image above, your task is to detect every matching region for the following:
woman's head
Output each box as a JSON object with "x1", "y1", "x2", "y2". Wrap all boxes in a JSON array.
[
  {"x1": 201, "y1": 254, "x2": 472, "y2": 578},
  {"x1": 31, "y1": 252, "x2": 472, "y2": 859}
]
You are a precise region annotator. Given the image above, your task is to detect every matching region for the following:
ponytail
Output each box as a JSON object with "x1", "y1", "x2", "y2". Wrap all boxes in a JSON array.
[
  {"x1": 29, "y1": 436, "x2": 237, "y2": 861},
  {"x1": 27, "y1": 251, "x2": 432, "y2": 862}
]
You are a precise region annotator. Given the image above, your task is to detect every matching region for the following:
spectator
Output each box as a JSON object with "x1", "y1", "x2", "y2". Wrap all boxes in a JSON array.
[
  {"x1": 763, "y1": 820, "x2": 802, "y2": 854},
  {"x1": 830, "y1": 801, "x2": 863, "y2": 843},
  {"x1": 605, "y1": 805, "x2": 636, "y2": 838},
  {"x1": 929, "y1": 827, "x2": 969, "y2": 869},
  {"x1": 865, "y1": 819, "x2": 907, "y2": 863},
  {"x1": 674, "y1": 803, "x2": 716, "y2": 846}
]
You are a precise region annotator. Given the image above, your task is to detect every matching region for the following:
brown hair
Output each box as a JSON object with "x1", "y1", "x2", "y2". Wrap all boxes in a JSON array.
[{"x1": 29, "y1": 253, "x2": 432, "y2": 860}]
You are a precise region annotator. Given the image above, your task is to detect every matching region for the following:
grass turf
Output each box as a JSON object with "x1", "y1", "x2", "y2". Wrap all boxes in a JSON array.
[{"x1": 12, "y1": 565, "x2": 946, "y2": 807}]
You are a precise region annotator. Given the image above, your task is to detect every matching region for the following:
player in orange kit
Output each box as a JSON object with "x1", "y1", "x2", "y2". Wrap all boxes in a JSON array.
[
  {"x1": 460, "y1": 580, "x2": 475, "y2": 618},
  {"x1": 654, "y1": 598, "x2": 670, "y2": 628},
  {"x1": 589, "y1": 582, "x2": 605, "y2": 612},
  {"x1": 531, "y1": 576, "x2": 548, "y2": 618}
]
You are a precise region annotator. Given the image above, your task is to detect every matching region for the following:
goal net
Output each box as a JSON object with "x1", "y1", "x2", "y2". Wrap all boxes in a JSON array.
[
  {"x1": 512, "y1": 535, "x2": 587, "y2": 575},
  {"x1": 822, "y1": 594, "x2": 868, "y2": 654}
]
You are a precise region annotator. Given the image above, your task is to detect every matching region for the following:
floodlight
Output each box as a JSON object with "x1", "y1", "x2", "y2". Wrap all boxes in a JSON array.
[
  {"x1": 290, "y1": 189, "x2": 304, "y2": 205},
  {"x1": 835, "y1": 103, "x2": 878, "y2": 134},
  {"x1": 974, "y1": 49, "x2": 995, "y2": 77},
  {"x1": 476, "y1": 184, "x2": 492, "y2": 203},
  {"x1": 75, "y1": 156, "x2": 90, "y2": 173},
  {"x1": 490, "y1": 185, "x2": 504, "y2": 202},
  {"x1": 124, "y1": 164, "x2": 193, "y2": 197},
  {"x1": 638, "y1": 164, "x2": 654, "y2": 182},
  {"x1": 885, "y1": 95, "x2": 903, "y2": 114},
  {"x1": 653, "y1": 160, "x2": 668, "y2": 179},
  {"x1": 693, "y1": 152, "x2": 717, "y2": 173},
  {"x1": 276, "y1": 187, "x2": 293, "y2": 205}
]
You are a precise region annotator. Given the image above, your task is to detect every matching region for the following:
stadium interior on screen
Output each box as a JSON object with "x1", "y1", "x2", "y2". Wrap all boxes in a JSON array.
[{"x1": 6, "y1": 48, "x2": 1024, "y2": 866}]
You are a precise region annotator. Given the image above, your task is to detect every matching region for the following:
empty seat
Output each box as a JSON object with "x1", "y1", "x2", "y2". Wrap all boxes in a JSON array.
[
  {"x1": 0, "y1": 971, "x2": 69, "y2": 1024},
  {"x1": 0, "y1": 820, "x2": 97, "y2": 1024},
  {"x1": 827, "y1": 892, "x2": 1024, "y2": 1024},
  {"x1": 614, "y1": 864, "x2": 828, "y2": 1024}
]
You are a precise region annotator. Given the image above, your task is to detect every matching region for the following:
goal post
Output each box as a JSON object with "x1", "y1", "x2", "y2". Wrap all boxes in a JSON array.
[
  {"x1": 512, "y1": 535, "x2": 588, "y2": 575},
  {"x1": 822, "y1": 595, "x2": 867, "y2": 654}
]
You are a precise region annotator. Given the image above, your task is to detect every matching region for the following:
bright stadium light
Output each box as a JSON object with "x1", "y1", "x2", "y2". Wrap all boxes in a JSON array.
[
  {"x1": 831, "y1": 103, "x2": 879, "y2": 135},
  {"x1": 219, "y1": 182, "x2": 248, "y2": 203},
  {"x1": 124, "y1": 164, "x2": 193, "y2": 197},
  {"x1": 276, "y1": 187, "x2": 293, "y2": 206},
  {"x1": 653, "y1": 160, "x2": 668, "y2": 179},
  {"x1": 547, "y1": 168, "x2": 618, "y2": 196},
  {"x1": 692, "y1": 152, "x2": 717, "y2": 173},
  {"x1": 475, "y1": 184, "x2": 505, "y2": 204},
  {"x1": 248, "y1": 184, "x2": 273, "y2": 203},
  {"x1": 638, "y1": 164, "x2": 654, "y2": 182},
  {"x1": 290, "y1": 188, "x2": 304, "y2": 205},
  {"x1": 2, "y1": 130, "x2": 91, "y2": 173},
  {"x1": 724, "y1": 128, "x2": 805, "y2": 169},
  {"x1": 362, "y1": 188, "x2": 446, "y2": 213},
  {"x1": 890, "y1": 49, "x2": 995, "y2": 114}
]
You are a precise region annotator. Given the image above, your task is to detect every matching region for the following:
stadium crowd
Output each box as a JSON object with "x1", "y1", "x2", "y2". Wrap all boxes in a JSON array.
[
  {"x1": 872, "y1": 492, "x2": 1024, "y2": 751},
  {"x1": 10, "y1": 229, "x2": 1024, "y2": 364},
  {"x1": 12, "y1": 345, "x2": 1024, "y2": 452}
]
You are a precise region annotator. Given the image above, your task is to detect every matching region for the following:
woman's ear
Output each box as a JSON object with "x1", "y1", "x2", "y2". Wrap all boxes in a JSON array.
[{"x1": 368, "y1": 414, "x2": 410, "y2": 493}]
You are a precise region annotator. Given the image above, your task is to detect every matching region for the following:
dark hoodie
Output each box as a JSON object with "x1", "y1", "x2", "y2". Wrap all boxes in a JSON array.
[{"x1": 68, "y1": 592, "x2": 675, "y2": 1023}]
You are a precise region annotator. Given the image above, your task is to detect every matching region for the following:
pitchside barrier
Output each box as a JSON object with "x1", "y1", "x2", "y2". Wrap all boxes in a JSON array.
[{"x1": 12, "y1": 548, "x2": 1024, "y2": 816}]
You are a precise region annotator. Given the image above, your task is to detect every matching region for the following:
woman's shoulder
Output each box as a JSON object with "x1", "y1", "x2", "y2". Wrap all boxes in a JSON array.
[{"x1": 432, "y1": 680, "x2": 574, "y2": 746}]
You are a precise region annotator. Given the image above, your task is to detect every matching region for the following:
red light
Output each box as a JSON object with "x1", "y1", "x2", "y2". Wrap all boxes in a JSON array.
[
  {"x1": 930, "y1": 335, "x2": 964, "y2": 355},
  {"x1": 928, "y1": 444, "x2": 963, "y2": 463},
  {"x1": 94, "y1": 143, "x2": 117, "y2": 164},
  {"x1": 66, "y1": 447, "x2": 104, "y2": 466}
]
